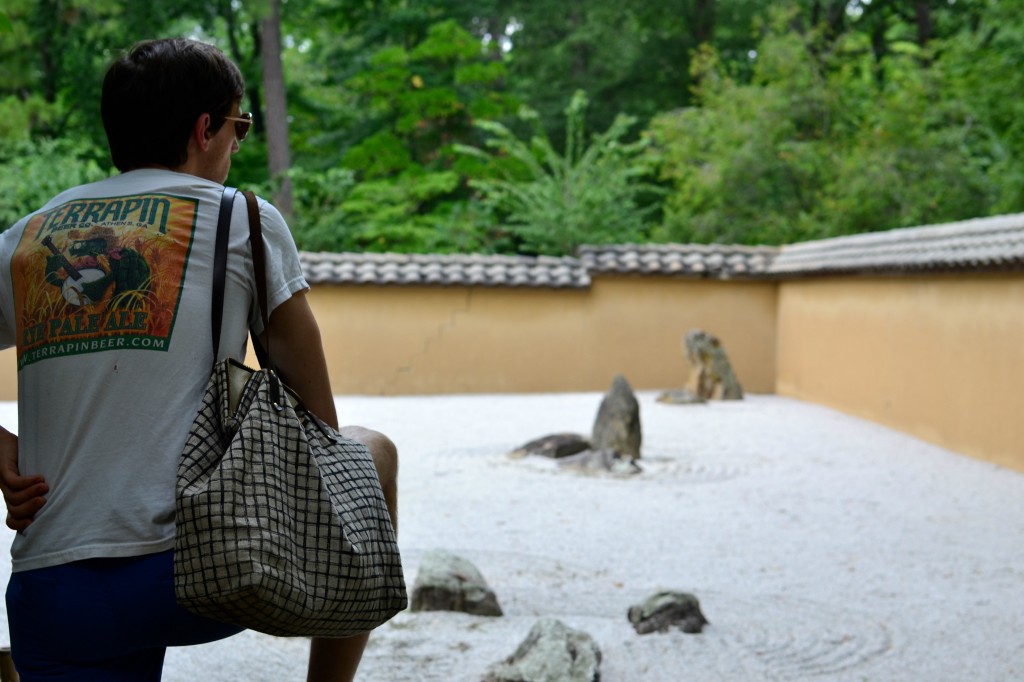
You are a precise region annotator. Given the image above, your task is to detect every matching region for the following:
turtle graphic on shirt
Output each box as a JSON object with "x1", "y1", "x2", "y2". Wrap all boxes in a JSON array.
[{"x1": 43, "y1": 228, "x2": 151, "y2": 308}]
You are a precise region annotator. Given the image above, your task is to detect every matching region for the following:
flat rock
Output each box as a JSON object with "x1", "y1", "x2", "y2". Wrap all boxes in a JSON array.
[
  {"x1": 409, "y1": 549, "x2": 502, "y2": 616},
  {"x1": 628, "y1": 590, "x2": 709, "y2": 634},
  {"x1": 508, "y1": 433, "x2": 591, "y2": 459},
  {"x1": 656, "y1": 388, "x2": 707, "y2": 405},
  {"x1": 483, "y1": 618, "x2": 601, "y2": 682}
]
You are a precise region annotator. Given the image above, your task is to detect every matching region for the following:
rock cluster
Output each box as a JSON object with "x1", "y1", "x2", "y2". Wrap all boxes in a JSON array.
[
  {"x1": 508, "y1": 374, "x2": 643, "y2": 474},
  {"x1": 408, "y1": 550, "x2": 708, "y2": 681}
]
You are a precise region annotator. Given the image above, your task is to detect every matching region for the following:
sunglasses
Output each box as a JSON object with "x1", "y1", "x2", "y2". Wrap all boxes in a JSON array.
[{"x1": 223, "y1": 112, "x2": 253, "y2": 141}]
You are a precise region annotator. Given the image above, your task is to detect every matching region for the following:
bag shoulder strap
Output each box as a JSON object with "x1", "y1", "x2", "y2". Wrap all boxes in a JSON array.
[
  {"x1": 211, "y1": 187, "x2": 238, "y2": 360},
  {"x1": 211, "y1": 187, "x2": 277, "y2": 383},
  {"x1": 241, "y1": 190, "x2": 273, "y2": 371},
  {"x1": 241, "y1": 191, "x2": 285, "y2": 407}
]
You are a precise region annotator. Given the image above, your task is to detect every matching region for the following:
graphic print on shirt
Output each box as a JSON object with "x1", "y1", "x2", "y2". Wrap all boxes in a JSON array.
[{"x1": 11, "y1": 194, "x2": 199, "y2": 368}]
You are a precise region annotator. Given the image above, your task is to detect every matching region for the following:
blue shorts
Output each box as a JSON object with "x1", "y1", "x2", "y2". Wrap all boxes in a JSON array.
[{"x1": 6, "y1": 550, "x2": 243, "y2": 681}]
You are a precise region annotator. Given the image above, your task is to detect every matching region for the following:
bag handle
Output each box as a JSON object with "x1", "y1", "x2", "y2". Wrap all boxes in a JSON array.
[
  {"x1": 211, "y1": 187, "x2": 237, "y2": 360},
  {"x1": 210, "y1": 187, "x2": 272, "y2": 366},
  {"x1": 241, "y1": 190, "x2": 273, "y2": 372},
  {"x1": 211, "y1": 186, "x2": 284, "y2": 408},
  {"x1": 242, "y1": 191, "x2": 288, "y2": 409}
]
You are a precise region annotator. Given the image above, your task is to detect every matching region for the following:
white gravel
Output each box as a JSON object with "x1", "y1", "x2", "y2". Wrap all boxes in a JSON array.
[{"x1": 1, "y1": 392, "x2": 1022, "y2": 681}]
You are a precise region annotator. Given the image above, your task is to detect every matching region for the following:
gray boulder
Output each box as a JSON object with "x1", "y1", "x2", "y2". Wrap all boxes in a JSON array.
[
  {"x1": 483, "y1": 618, "x2": 601, "y2": 682},
  {"x1": 508, "y1": 433, "x2": 591, "y2": 459},
  {"x1": 410, "y1": 549, "x2": 502, "y2": 616},
  {"x1": 627, "y1": 590, "x2": 709, "y2": 634},
  {"x1": 684, "y1": 330, "x2": 743, "y2": 400},
  {"x1": 591, "y1": 374, "x2": 641, "y2": 460}
]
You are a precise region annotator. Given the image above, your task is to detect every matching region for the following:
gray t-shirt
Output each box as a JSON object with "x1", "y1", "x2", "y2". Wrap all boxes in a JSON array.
[{"x1": 0, "y1": 169, "x2": 308, "y2": 571}]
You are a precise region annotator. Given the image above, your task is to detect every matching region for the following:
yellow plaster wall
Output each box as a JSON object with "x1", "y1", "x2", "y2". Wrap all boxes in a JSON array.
[
  {"x1": 3, "y1": 270, "x2": 1021, "y2": 471},
  {"x1": 775, "y1": 274, "x2": 1024, "y2": 471},
  {"x1": 304, "y1": 276, "x2": 777, "y2": 395},
  {"x1": 0, "y1": 276, "x2": 777, "y2": 401}
]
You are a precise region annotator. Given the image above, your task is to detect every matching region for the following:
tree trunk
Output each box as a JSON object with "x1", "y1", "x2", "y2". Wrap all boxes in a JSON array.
[
  {"x1": 484, "y1": 15, "x2": 505, "y2": 61},
  {"x1": 692, "y1": 0, "x2": 715, "y2": 46},
  {"x1": 260, "y1": 0, "x2": 293, "y2": 217},
  {"x1": 33, "y1": 0, "x2": 59, "y2": 103},
  {"x1": 569, "y1": 6, "x2": 589, "y2": 82},
  {"x1": 871, "y1": 18, "x2": 888, "y2": 86},
  {"x1": 914, "y1": 1, "x2": 933, "y2": 47}
]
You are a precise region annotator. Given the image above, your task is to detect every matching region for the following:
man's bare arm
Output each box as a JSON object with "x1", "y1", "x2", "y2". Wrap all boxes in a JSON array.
[
  {"x1": 0, "y1": 426, "x2": 48, "y2": 531},
  {"x1": 258, "y1": 290, "x2": 338, "y2": 429}
]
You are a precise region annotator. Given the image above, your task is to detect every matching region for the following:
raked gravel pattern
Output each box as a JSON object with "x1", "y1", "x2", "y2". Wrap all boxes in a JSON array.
[{"x1": 1, "y1": 392, "x2": 1021, "y2": 681}]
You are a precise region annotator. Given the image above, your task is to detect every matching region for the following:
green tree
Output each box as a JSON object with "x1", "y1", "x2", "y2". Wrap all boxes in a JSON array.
[
  {"x1": 0, "y1": 0, "x2": 291, "y2": 203},
  {"x1": 493, "y1": 0, "x2": 765, "y2": 147},
  {"x1": 2, "y1": 0, "x2": 1020, "y2": 251},
  {"x1": 459, "y1": 91, "x2": 660, "y2": 255},
  {"x1": 649, "y1": 28, "x2": 834, "y2": 244},
  {"x1": 259, "y1": 0, "x2": 295, "y2": 215},
  {"x1": 289, "y1": 19, "x2": 517, "y2": 253},
  {"x1": 648, "y1": 4, "x2": 998, "y2": 245},
  {"x1": 935, "y1": 0, "x2": 1024, "y2": 213},
  {"x1": 0, "y1": 139, "x2": 108, "y2": 227}
]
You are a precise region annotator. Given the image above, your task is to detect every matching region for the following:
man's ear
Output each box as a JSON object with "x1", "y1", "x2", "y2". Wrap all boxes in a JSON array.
[{"x1": 192, "y1": 113, "x2": 214, "y2": 152}]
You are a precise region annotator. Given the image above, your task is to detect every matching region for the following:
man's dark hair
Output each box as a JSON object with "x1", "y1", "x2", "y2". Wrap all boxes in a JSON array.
[{"x1": 101, "y1": 38, "x2": 245, "y2": 172}]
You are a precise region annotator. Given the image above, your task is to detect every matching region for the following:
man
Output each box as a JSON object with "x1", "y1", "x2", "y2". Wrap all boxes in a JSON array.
[{"x1": 0, "y1": 38, "x2": 396, "y2": 681}]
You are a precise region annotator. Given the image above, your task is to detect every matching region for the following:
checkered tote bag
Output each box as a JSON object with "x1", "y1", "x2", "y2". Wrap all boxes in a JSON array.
[{"x1": 174, "y1": 188, "x2": 406, "y2": 637}]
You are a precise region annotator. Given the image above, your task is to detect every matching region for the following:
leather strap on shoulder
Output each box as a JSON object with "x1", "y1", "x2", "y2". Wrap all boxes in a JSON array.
[
  {"x1": 242, "y1": 190, "x2": 272, "y2": 370},
  {"x1": 211, "y1": 187, "x2": 237, "y2": 360}
]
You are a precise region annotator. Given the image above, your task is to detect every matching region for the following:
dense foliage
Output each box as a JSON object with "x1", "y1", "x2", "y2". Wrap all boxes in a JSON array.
[
  {"x1": 2, "y1": 0, "x2": 1022, "y2": 254},
  {"x1": 457, "y1": 91, "x2": 660, "y2": 255}
]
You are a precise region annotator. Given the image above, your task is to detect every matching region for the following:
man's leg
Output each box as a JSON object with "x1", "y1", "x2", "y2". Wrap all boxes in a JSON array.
[
  {"x1": 340, "y1": 426, "x2": 398, "y2": 533},
  {"x1": 7, "y1": 551, "x2": 241, "y2": 682},
  {"x1": 307, "y1": 426, "x2": 398, "y2": 682}
]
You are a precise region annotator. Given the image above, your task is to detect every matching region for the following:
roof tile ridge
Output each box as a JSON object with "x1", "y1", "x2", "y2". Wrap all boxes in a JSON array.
[{"x1": 780, "y1": 213, "x2": 1024, "y2": 254}]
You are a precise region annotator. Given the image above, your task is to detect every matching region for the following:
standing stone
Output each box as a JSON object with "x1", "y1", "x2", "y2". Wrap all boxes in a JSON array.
[
  {"x1": 483, "y1": 618, "x2": 601, "y2": 682},
  {"x1": 410, "y1": 549, "x2": 503, "y2": 616},
  {"x1": 684, "y1": 330, "x2": 743, "y2": 400},
  {"x1": 591, "y1": 374, "x2": 642, "y2": 460}
]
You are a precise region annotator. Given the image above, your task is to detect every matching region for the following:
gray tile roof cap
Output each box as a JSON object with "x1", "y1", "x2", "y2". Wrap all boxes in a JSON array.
[
  {"x1": 576, "y1": 243, "x2": 778, "y2": 279},
  {"x1": 300, "y1": 251, "x2": 591, "y2": 288},
  {"x1": 297, "y1": 213, "x2": 1024, "y2": 286},
  {"x1": 770, "y1": 213, "x2": 1024, "y2": 275}
]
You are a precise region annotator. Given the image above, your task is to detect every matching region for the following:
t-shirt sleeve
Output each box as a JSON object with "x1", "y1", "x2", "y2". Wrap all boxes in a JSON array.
[{"x1": 247, "y1": 197, "x2": 309, "y2": 335}]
